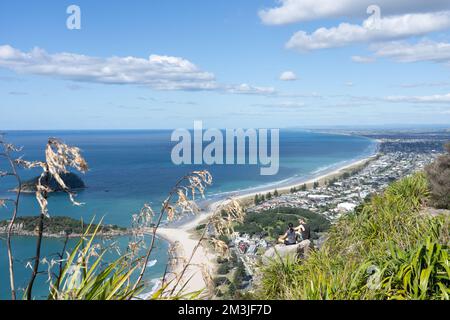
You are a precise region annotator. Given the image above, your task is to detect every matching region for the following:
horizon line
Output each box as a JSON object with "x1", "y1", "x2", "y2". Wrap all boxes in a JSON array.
[{"x1": 1, "y1": 124, "x2": 450, "y2": 132}]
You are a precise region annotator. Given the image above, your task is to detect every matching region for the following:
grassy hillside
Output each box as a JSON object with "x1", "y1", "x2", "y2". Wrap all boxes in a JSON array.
[{"x1": 257, "y1": 173, "x2": 450, "y2": 300}]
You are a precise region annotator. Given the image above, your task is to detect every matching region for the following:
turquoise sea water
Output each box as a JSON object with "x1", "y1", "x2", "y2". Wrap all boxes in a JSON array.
[{"x1": 0, "y1": 130, "x2": 377, "y2": 299}]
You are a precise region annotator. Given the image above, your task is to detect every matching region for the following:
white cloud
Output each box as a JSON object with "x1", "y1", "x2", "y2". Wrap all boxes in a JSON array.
[
  {"x1": 372, "y1": 40, "x2": 450, "y2": 63},
  {"x1": 286, "y1": 11, "x2": 450, "y2": 51},
  {"x1": 276, "y1": 101, "x2": 305, "y2": 108},
  {"x1": 8, "y1": 91, "x2": 28, "y2": 96},
  {"x1": 279, "y1": 71, "x2": 297, "y2": 81},
  {"x1": 351, "y1": 55, "x2": 376, "y2": 63},
  {"x1": 256, "y1": 101, "x2": 306, "y2": 108},
  {"x1": 385, "y1": 93, "x2": 450, "y2": 103},
  {"x1": 259, "y1": 0, "x2": 450, "y2": 25},
  {"x1": 345, "y1": 81, "x2": 354, "y2": 87},
  {"x1": 226, "y1": 83, "x2": 276, "y2": 95},
  {"x1": 398, "y1": 82, "x2": 450, "y2": 88},
  {"x1": 0, "y1": 45, "x2": 276, "y2": 95},
  {"x1": 0, "y1": 45, "x2": 217, "y2": 90}
]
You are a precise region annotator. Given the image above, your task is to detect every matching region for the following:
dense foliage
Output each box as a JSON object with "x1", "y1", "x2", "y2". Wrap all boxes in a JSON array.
[
  {"x1": 235, "y1": 207, "x2": 330, "y2": 240},
  {"x1": 257, "y1": 173, "x2": 450, "y2": 300}
]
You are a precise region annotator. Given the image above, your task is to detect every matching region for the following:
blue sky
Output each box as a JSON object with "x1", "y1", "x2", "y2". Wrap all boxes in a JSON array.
[{"x1": 1, "y1": 0, "x2": 450, "y2": 130}]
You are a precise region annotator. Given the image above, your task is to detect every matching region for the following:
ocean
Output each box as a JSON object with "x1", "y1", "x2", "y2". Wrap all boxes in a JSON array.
[{"x1": 0, "y1": 130, "x2": 377, "y2": 299}]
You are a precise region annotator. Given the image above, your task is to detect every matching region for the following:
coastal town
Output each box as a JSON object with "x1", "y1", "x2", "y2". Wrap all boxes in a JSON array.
[{"x1": 248, "y1": 151, "x2": 437, "y2": 221}]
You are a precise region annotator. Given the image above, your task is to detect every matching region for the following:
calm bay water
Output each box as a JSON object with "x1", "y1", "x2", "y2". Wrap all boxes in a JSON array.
[{"x1": 0, "y1": 130, "x2": 376, "y2": 299}]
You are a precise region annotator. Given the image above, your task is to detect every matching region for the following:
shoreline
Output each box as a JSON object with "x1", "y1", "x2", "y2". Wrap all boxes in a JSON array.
[{"x1": 153, "y1": 152, "x2": 379, "y2": 297}]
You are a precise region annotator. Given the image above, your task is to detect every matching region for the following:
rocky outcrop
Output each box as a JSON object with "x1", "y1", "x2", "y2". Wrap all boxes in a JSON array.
[
  {"x1": 19, "y1": 172, "x2": 85, "y2": 193},
  {"x1": 262, "y1": 240, "x2": 311, "y2": 265}
]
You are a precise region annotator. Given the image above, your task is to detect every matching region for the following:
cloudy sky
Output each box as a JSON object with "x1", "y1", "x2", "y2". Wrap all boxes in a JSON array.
[{"x1": 1, "y1": 0, "x2": 450, "y2": 129}]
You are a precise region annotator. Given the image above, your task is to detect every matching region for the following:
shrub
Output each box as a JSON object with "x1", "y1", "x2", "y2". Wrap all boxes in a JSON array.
[
  {"x1": 213, "y1": 277, "x2": 231, "y2": 287},
  {"x1": 232, "y1": 260, "x2": 247, "y2": 290},
  {"x1": 217, "y1": 257, "x2": 229, "y2": 264},
  {"x1": 217, "y1": 263, "x2": 231, "y2": 275},
  {"x1": 195, "y1": 224, "x2": 206, "y2": 231},
  {"x1": 425, "y1": 142, "x2": 450, "y2": 209}
]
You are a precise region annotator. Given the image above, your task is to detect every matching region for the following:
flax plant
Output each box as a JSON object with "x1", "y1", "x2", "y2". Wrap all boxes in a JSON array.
[
  {"x1": 14, "y1": 138, "x2": 89, "y2": 299},
  {"x1": 47, "y1": 221, "x2": 141, "y2": 300}
]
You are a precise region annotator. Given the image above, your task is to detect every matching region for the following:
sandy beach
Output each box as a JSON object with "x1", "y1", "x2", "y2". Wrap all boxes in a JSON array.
[{"x1": 155, "y1": 154, "x2": 378, "y2": 297}]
